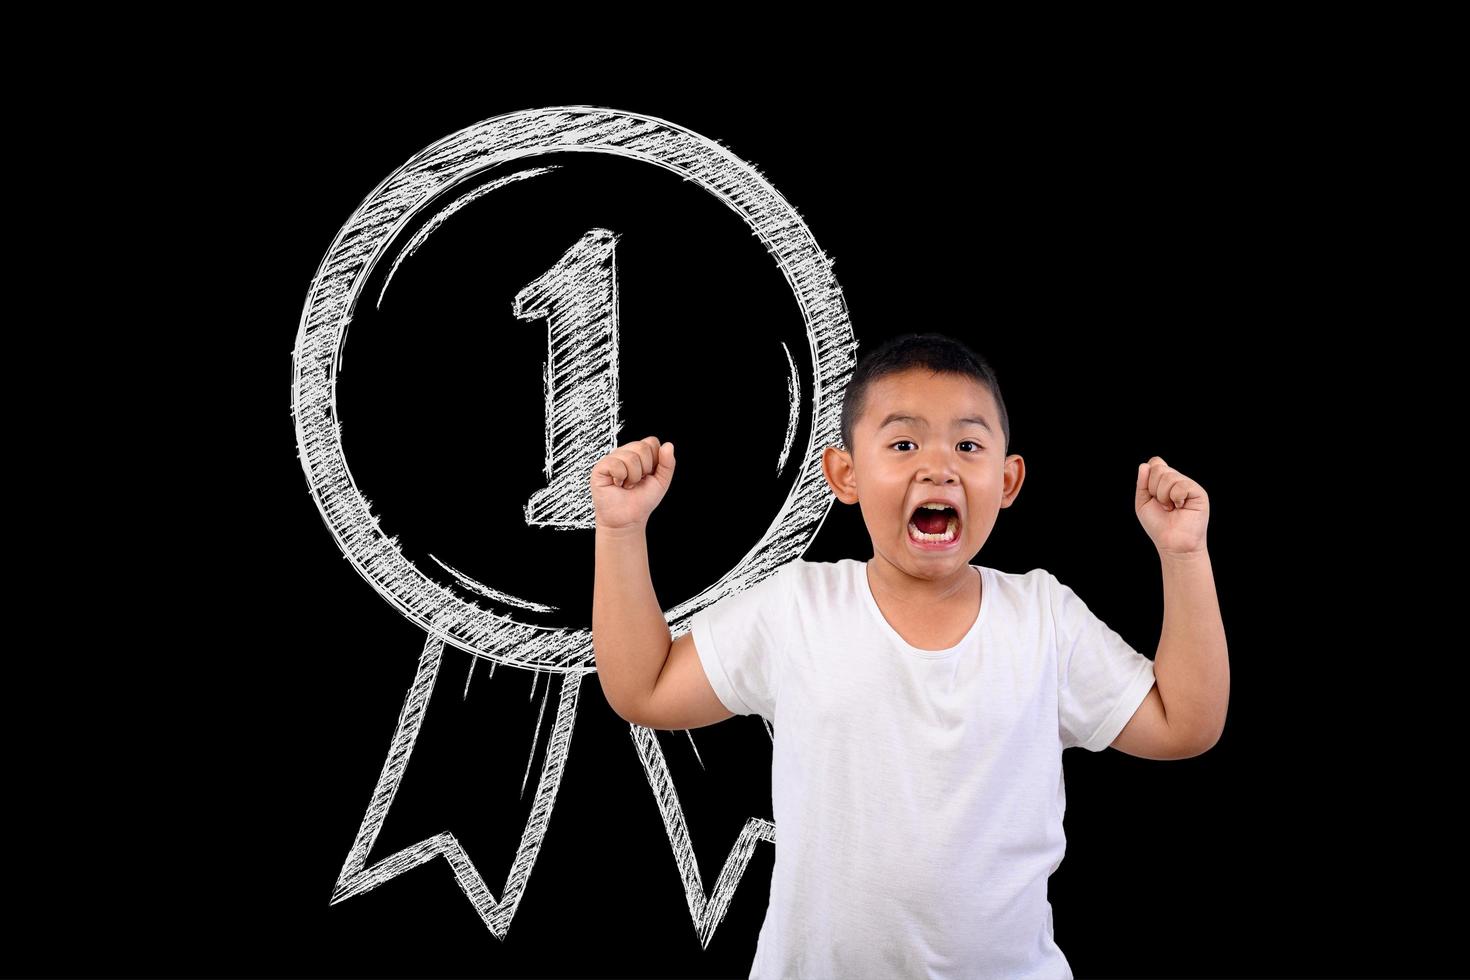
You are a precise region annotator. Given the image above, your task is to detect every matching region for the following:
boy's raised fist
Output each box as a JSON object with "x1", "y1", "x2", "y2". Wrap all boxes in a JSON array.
[{"x1": 590, "y1": 436, "x2": 676, "y2": 531}]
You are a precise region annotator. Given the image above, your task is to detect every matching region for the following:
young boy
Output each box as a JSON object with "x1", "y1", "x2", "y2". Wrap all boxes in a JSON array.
[{"x1": 590, "y1": 333, "x2": 1228, "y2": 979}]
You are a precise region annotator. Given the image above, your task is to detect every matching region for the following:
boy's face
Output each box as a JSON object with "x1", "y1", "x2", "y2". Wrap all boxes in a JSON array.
[{"x1": 822, "y1": 368, "x2": 1024, "y2": 581}]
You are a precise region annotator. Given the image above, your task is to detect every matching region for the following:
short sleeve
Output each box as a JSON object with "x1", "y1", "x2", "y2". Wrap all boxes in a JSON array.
[
  {"x1": 1047, "y1": 572, "x2": 1157, "y2": 752},
  {"x1": 688, "y1": 562, "x2": 797, "y2": 723}
]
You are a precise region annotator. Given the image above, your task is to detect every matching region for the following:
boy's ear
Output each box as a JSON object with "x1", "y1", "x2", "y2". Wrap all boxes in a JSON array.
[
  {"x1": 821, "y1": 446, "x2": 860, "y2": 504},
  {"x1": 999, "y1": 453, "x2": 1026, "y2": 507}
]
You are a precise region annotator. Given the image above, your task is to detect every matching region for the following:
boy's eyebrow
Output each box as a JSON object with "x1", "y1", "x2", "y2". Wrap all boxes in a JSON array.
[{"x1": 879, "y1": 412, "x2": 994, "y2": 435}]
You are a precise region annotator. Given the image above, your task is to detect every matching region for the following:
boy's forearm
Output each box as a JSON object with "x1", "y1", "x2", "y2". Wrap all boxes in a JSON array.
[
  {"x1": 1153, "y1": 548, "x2": 1230, "y2": 751},
  {"x1": 592, "y1": 523, "x2": 673, "y2": 720}
]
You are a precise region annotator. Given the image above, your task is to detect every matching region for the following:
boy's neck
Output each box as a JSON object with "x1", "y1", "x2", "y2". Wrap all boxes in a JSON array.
[{"x1": 866, "y1": 556, "x2": 979, "y2": 609}]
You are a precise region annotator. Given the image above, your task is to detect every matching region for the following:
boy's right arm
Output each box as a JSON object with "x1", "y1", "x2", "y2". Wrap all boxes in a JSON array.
[{"x1": 591, "y1": 437, "x2": 734, "y2": 731}]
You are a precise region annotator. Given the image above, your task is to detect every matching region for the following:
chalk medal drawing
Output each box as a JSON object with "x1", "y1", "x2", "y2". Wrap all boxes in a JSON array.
[{"x1": 291, "y1": 106, "x2": 855, "y2": 944}]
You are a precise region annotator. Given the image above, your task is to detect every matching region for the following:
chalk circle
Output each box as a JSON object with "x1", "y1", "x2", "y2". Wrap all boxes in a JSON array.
[{"x1": 292, "y1": 106, "x2": 855, "y2": 673}]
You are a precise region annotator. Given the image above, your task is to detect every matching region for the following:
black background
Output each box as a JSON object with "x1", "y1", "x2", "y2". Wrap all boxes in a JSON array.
[{"x1": 15, "y1": 64, "x2": 1458, "y2": 979}]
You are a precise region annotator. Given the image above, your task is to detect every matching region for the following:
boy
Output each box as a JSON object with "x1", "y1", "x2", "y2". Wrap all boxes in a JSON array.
[{"x1": 590, "y1": 333, "x2": 1228, "y2": 979}]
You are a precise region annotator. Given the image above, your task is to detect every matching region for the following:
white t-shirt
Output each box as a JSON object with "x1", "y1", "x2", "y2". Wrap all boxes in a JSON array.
[{"x1": 689, "y1": 558, "x2": 1157, "y2": 980}]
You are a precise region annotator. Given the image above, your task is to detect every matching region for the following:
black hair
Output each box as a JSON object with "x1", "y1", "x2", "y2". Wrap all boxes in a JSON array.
[{"x1": 839, "y1": 332, "x2": 1011, "y2": 456}]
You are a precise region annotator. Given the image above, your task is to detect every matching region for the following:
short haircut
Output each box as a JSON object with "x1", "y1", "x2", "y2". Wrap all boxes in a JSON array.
[{"x1": 839, "y1": 332, "x2": 1011, "y2": 456}]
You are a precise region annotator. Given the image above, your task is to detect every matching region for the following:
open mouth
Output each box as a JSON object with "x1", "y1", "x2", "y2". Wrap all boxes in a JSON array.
[{"x1": 908, "y1": 503, "x2": 960, "y2": 545}]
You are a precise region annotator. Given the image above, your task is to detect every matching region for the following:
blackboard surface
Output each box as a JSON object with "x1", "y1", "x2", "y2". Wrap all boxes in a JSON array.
[{"x1": 15, "y1": 63, "x2": 1459, "y2": 979}]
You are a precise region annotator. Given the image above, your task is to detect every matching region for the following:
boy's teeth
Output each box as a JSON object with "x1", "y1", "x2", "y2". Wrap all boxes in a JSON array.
[{"x1": 908, "y1": 516, "x2": 959, "y2": 543}]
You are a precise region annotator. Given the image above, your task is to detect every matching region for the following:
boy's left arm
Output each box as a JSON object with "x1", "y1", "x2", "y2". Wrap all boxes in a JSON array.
[{"x1": 1113, "y1": 457, "x2": 1230, "y2": 759}]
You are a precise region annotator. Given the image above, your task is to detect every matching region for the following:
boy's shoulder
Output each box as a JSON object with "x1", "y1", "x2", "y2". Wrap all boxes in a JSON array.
[{"x1": 767, "y1": 557, "x2": 853, "y2": 595}]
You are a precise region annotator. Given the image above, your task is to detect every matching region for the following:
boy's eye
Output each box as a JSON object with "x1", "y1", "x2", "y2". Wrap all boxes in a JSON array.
[{"x1": 890, "y1": 440, "x2": 984, "y2": 452}]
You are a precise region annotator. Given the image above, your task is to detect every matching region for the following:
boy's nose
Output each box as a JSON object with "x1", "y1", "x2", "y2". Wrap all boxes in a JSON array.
[{"x1": 916, "y1": 465, "x2": 960, "y2": 483}]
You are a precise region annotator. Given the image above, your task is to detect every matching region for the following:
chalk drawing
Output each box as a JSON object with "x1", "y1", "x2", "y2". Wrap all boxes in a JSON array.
[
  {"x1": 779, "y1": 340, "x2": 800, "y2": 479},
  {"x1": 375, "y1": 165, "x2": 560, "y2": 312},
  {"x1": 514, "y1": 227, "x2": 622, "y2": 530},
  {"x1": 428, "y1": 553, "x2": 559, "y2": 613},
  {"x1": 291, "y1": 106, "x2": 856, "y2": 944}
]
